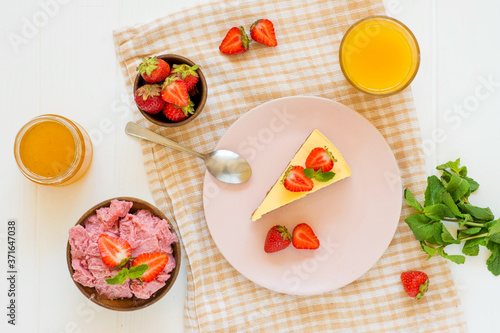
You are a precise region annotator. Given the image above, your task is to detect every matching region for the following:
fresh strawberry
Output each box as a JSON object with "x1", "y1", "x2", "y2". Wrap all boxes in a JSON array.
[
  {"x1": 97, "y1": 234, "x2": 132, "y2": 268},
  {"x1": 132, "y1": 252, "x2": 169, "y2": 283},
  {"x1": 162, "y1": 99, "x2": 195, "y2": 122},
  {"x1": 250, "y1": 19, "x2": 277, "y2": 47},
  {"x1": 401, "y1": 271, "x2": 429, "y2": 299},
  {"x1": 219, "y1": 26, "x2": 250, "y2": 54},
  {"x1": 264, "y1": 225, "x2": 292, "y2": 253},
  {"x1": 134, "y1": 84, "x2": 166, "y2": 114},
  {"x1": 292, "y1": 223, "x2": 320, "y2": 249},
  {"x1": 282, "y1": 166, "x2": 314, "y2": 192},
  {"x1": 171, "y1": 64, "x2": 199, "y2": 91},
  {"x1": 137, "y1": 57, "x2": 170, "y2": 83},
  {"x1": 161, "y1": 76, "x2": 189, "y2": 107},
  {"x1": 305, "y1": 147, "x2": 336, "y2": 172}
]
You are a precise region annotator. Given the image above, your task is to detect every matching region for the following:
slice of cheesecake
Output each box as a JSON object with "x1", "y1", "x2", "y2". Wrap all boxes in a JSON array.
[{"x1": 251, "y1": 129, "x2": 351, "y2": 221}]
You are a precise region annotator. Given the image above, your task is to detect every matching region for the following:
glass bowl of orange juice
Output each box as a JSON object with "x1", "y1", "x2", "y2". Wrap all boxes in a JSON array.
[
  {"x1": 339, "y1": 15, "x2": 420, "y2": 95},
  {"x1": 14, "y1": 114, "x2": 93, "y2": 186}
]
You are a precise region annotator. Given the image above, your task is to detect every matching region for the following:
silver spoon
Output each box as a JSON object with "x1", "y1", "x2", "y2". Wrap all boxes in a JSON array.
[{"x1": 125, "y1": 122, "x2": 252, "y2": 184}]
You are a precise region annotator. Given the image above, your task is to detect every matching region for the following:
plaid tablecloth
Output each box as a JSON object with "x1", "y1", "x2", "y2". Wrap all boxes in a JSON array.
[{"x1": 114, "y1": 0, "x2": 466, "y2": 331}]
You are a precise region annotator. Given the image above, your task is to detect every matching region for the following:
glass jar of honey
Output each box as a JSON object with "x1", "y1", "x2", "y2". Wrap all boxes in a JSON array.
[
  {"x1": 339, "y1": 16, "x2": 420, "y2": 95},
  {"x1": 14, "y1": 114, "x2": 93, "y2": 186}
]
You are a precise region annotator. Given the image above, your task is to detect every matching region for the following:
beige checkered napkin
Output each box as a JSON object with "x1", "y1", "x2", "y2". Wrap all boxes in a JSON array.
[{"x1": 114, "y1": 0, "x2": 466, "y2": 331}]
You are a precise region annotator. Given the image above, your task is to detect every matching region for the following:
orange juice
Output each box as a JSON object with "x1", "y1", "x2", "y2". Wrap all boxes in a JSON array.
[
  {"x1": 340, "y1": 16, "x2": 420, "y2": 95},
  {"x1": 20, "y1": 121, "x2": 76, "y2": 178},
  {"x1": 14, "y1": 115, "x2": 93, "y2": 186}
]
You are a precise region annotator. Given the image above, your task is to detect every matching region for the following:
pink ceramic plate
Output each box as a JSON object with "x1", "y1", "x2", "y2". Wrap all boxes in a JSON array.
[{"x1": 203, "y1": 96, "x2": 402, "y2": 295}]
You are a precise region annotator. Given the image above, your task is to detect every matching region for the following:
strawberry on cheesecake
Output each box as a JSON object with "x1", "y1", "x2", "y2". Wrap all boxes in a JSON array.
[{"x1": 251, "y1": 129, "x2": 351, "y2": 221}]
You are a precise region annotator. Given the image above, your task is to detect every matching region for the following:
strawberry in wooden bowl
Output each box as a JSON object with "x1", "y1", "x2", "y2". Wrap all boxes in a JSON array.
[
  {"x1": 66, "y1": 197, "x2": 181, "y2": 311},
  {"x1": 134, "y1": 54, "x2": 207, "y2": 127}
]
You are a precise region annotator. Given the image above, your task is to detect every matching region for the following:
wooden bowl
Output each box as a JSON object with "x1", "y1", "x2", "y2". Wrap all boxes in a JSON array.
[
  {"x1": 66, "y1": 197, "x2": 182, "y2": 311},
  {"x1": 133, "y1": 54, "x2": 207, "y2": 127}
]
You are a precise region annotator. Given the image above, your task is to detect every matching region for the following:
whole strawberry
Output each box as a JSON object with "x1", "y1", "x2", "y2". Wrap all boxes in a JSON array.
[
  {"x1": 171, "y1": 64, "x2": 200, "y2": 91},
  {"x1": 134, "y1": 84, "x2": 166, "y2": 114},
  {"x1": 163, "y1": 99, "x2": 195, "y2": 122},
  {"x1": 264, "y1": 225, "x2": 291, "y2": 253},
  {"x1": 138, "y1": 57, "x2": 170, "y2": 83},
  {"x1": 401, "y1": 271, "x2": 429, "y2": 299}
]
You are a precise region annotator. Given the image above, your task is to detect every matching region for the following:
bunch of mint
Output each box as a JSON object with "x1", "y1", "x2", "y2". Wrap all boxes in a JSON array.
[{"x1": 404, "y1": 158, "x2": 500, "y2": 275}]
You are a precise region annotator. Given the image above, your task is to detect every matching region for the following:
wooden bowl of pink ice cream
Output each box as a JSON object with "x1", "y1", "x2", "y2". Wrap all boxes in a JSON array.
[{"x1": 67, "y1": 197, "x2": 181, "y2": 311}]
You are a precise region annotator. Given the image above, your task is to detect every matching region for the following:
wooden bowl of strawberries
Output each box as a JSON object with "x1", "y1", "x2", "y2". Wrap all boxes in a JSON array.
[{"x1": 133, "y1": 54, "x2": 207, "y2": 127}]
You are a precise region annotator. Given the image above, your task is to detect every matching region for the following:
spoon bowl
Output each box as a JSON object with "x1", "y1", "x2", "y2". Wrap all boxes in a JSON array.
[{"x1": 125, "y1": 122, "x2": 252, "y2": 184}]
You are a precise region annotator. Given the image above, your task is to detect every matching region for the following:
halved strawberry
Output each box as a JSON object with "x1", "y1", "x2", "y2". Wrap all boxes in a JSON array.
[
  {"x1": 282, "y1": 166, "x2": 314, "y2": 192},
  {"x1": 161, "y1": 76, "x2": 189, "y2": 107},
  {"x1": 305, "y1": 147, "x2": 337, "y2": 172},
  {"x1": 131, "y1": 252, "x2": 169, "y2": 283},
  {"x1": 292, "y1": 223, "x2": 320, "y2": 250},
  {"x1": 264, "y1": 225, "x2": 291, "y2": 253},
  {"x1": 219, "y1": 26, "x2": 250, "y2": 55},
  {"x1": 97, "y1": 234, "x2": 132, "y2": 268},
  {"x1": 250, "y1": 19, "x2": 277, "y2": 47},
  {"x1": 171, "y1": 64, "x2": 199, "y2": 91}
]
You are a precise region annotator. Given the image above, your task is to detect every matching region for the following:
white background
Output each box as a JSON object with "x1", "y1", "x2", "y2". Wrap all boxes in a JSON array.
[{"x1": 1, "y1": 0, "x2": 499, "y2": 332}]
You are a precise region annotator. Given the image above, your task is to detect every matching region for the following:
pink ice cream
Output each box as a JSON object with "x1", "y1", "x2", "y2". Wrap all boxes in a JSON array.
[{"x1": 68, "y1": 199, "x2": 178, "y2": 300}]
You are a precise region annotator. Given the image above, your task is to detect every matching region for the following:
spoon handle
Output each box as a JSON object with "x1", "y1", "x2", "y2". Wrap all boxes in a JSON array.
[{"x1": 125, "y1": 122, "x2": 206, "y2": 160}]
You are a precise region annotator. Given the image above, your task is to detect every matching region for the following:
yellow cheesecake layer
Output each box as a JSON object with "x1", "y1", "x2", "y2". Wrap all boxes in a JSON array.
[{"x1": 251, "y1": 129, "x2": 351, "y2": 221}]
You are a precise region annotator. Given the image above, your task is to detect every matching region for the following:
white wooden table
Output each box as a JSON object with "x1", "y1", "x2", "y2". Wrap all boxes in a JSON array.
[{"x1": 1, "y1": 1, "x2": 499, "y2": 332}]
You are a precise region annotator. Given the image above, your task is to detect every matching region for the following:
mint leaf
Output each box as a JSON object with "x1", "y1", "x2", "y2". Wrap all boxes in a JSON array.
[
  {"x1": 129, "y1": 264, "x2": 149, "y2": 279},
  {"x1": 404, "y1": 189, "x2": 423, "y2": 212},
  {"x1": 423, "y1": 204, "x2": 454, "y2": 221},
  {"x1": 441, "y1": 191, "x2": 462, "y2": 218},
  {"x1": 105, "y1": 268, "x2": 129, "y2": 285},
  {"x1": 486, "y1": 241, "x2": 500, "y2": 276},
  {"x1": 458, "y1": 203, "x2": 494, "y2": 221},
  {"x1": 463, "y1": 176, "x2": 479, "y2": 192},
  {"x1": 446, "y1": 174, "x2": 470, "y2": 201},
  {"x1": 487, "y1": 218, "x2": 500, "y2": 236},
  {"x1": 462, "y1": 238, "x2": 485, "y2": 256},
  {"x1": 437, "y1": 247, "x2": 465, "y2": 264},
  {"x1": 420, "y1": 241, "x2": 437, "y2": 260},
  {"x1": 457, "y1": 227, "x2": 482, "y2": 239},
  {"x1": 303, "y1": 168, "x2": 315, "y2": 179},
  {"x1": 405, "y1": 214, "x2": 436, "y2": 241},
  {"x1": 436, "y1": 159, "x2": 461, "y2": 173},
  {"x1": 440, "y1": 225, "x2": 460, "y2": 245},
  {"x1": 424, "y1": 176, "x2": 444, "y2": 206},
  {"x1": 315, "y1": 171, "x2": 335, "y2": 182}
]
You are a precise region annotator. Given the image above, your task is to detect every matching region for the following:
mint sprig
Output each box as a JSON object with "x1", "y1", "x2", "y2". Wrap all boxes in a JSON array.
[
  {"x1": 303, "y1": 168, "x2": 335, "y2": 182},
  {"x1": 405, "y1": 158, "x2": 500, "y2": 275},
  {"x1": 105, "y1": 264, "x2": 149, "y2": 285}
]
